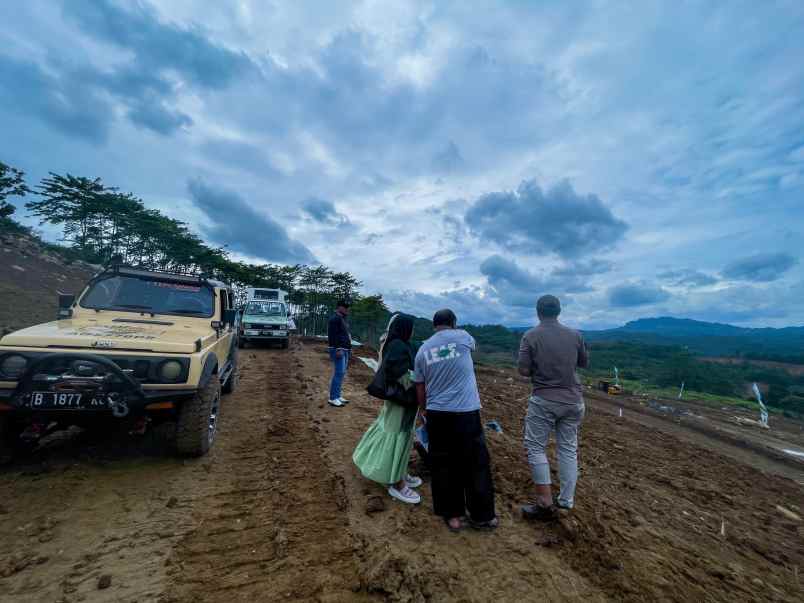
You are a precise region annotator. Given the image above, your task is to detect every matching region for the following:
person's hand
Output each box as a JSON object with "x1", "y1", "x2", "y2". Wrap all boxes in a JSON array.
[{"x1": 336, "y1": 349, "x2": 344, "y2": 359}]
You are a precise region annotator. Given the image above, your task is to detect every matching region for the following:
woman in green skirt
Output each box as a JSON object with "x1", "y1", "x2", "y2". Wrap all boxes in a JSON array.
[{"x1": 352, "y1": 314, "x2": 423, "y2": 504}]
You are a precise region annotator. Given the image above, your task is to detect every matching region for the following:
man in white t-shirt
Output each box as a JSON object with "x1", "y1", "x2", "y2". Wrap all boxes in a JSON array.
[{"x1": 413, "y1": 309, "x2": 497, "y2": 532}]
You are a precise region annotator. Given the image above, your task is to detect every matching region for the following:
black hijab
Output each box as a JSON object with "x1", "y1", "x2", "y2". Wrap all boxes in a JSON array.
[{"x1": 383, "y1": 313, "x2": 414, "y2": 355}]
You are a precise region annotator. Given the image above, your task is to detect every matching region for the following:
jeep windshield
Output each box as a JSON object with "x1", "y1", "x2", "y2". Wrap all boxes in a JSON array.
[
  {"x1": 245, "y1": 301, "x2": 286, "y2": 316},
  {"x1": 80, "y1": 275, "x2": 215, "y2": 317}
]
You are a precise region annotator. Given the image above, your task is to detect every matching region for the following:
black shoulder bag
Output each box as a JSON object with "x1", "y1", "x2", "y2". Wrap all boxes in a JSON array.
[{"x1": 366, "y1": 353, "x2": 418, "y2": 408}]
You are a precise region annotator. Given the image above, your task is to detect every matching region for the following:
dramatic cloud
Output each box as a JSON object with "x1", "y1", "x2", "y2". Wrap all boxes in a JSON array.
[
  {"x1": 609, "y1": 283, "x2": 671, "y2": 308},
  {"x1": 37, "y1": 0, "x2": 256, "y2": 136},
  {"x1": 658, "y1": 269, "x2": 718, "y2": 287},
  {"x1": 128, "y1": 99, "x2": 193, "y2": 135},
  {"x1": 465, "y1": 179, "x2": 628, "y2": 259},
  {"x1": 0, "y1": 54, "x2": 113, "y2": 144},
  {"x1": 480, "y1": 255, "x2": 592, "y2": 307},
  {"x1": 384, "y1": 288, "x2": 506, "y2": 326},
  {"x1": 2, "y1": 1, "x2": 803, "y2": 327},
  {"x1": 480, "y1": 255, "x2": 547, "y2": 307},
  {"x1": 188, "y1": 180, "x2": 315, "y2": 264},
  {"x1": 64, "y1": 0, "x2": 253, "y2": 89},
  {"x1": 722, "y1": 253, "x2": 798, "y2": 282},
  {"x1": 301, "y1": 198, "x2": 350, "y2": 227}
]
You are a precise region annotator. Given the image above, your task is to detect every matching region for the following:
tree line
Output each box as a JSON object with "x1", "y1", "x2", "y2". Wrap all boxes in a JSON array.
[{"x1": 0, "y1": 160, "x2": 389, "y2": 341}]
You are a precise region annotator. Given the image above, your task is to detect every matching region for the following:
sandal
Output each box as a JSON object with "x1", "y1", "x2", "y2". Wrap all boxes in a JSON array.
[{"x1": 443, "y1": 516, "x2": 467, "y2": 533}]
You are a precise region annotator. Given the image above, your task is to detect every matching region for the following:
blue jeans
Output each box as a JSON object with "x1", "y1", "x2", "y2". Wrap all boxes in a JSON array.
[{"x1": 329, "y1": 348, "x2": 350, "y2": 400}]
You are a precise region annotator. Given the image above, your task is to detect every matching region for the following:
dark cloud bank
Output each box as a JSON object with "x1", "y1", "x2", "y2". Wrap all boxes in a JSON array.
[
  {"x1": 188, "y1": 180, "x2": 315, "y2": 264},
  {"x1": 658, "y1": 268, "x2": 718, "y2": 287},
  {"x1": 480, "y1": 255, "x2": 593, "y2": 307},
  {"x1": 609, "y1": 283, "x2": 671, "y2": 308},
  {"x1": 6, "y1": 0, "x2": 258, "y2": 140},
  {"x1": 465, "y1": 179, "x2": 628, "y2": 259},
  {"x1": 722, "y1": 252, "x2": 798, "y2": 282}
]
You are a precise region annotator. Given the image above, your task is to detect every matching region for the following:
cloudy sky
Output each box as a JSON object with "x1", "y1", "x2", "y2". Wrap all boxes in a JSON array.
[{"x1": 2, "y1": 1, "x2": 803, "y2": 328}]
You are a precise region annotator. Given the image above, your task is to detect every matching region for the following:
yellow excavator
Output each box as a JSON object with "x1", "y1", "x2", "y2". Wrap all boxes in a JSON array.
[{"x1": 598, "y1": 380, "x2": 623, "y2": 395}]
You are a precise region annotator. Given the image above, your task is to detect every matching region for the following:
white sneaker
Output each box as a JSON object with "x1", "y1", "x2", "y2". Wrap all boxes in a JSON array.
[
  {"x1": 404, "y1": 474, "x2": 423, "y2": 488},
  {"x1": 388, "y1": 485, "x2": 421, "y2": 505},
  {"x1": 328, "y1": 399, "x2": 344, "y2": 407},
  {"x1": 338, "y1": 397, "x2": 350, "y2": 404}
]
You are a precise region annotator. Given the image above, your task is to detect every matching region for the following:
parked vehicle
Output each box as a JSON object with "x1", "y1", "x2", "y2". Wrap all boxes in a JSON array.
[
  {"x1": 239, "y1": 289, "x2": 292, "y2": 349},
  {"x1": 0, "y1": 265, "x2": 239, "y2": 460}
]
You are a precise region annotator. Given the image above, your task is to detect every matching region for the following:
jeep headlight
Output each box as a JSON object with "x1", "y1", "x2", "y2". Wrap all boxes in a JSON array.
[
  {"x1": 0, "y1": 354, "x2": 28, "y2": 379},
  {"x1": 159, "y1": 360, "x2": 184, "y2": 382}
]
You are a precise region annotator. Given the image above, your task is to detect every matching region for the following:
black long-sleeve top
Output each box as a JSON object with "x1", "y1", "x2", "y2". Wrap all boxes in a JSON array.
[{"x1": 327, "y1": 312, "x2": 352, "y2": 349}]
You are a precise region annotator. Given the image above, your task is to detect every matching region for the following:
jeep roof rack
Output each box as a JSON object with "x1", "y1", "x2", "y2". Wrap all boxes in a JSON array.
[{"x1": 97, "y1": 265, "x2": 227, "y2": 289}]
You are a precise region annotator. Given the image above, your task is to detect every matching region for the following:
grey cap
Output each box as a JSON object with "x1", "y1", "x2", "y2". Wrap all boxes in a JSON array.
[{"x1": 537, "y1": 295, "x2": 561, "y2": 317}]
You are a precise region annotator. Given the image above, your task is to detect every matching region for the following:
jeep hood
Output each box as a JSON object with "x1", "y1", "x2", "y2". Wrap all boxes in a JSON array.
[{"x1": 0, "y1": 319, "x2": 204, "y2": 354}]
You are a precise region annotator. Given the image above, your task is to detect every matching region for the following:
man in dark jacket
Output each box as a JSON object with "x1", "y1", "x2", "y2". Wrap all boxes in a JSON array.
[
  {"x1": 327, "y1": 300, "x2": 352, "y2": 407},
  {"x1": 518, "y1": 295, "x2": 589, "y2": 519}
]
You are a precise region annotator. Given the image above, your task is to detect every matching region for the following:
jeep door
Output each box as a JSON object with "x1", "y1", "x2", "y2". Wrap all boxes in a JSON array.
[{"x1": 213, "y1": 288, "x2": 237, "y2": 377}]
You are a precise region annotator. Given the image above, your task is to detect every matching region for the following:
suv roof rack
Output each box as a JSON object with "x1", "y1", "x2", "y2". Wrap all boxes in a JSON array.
[{"x1": 99, "y1": 265, "x2": 227, "y2": 289}]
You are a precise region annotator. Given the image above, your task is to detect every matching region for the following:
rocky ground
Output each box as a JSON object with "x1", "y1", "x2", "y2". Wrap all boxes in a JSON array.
[{"x1": 0, "y1": 339, "x2": 802, "y2": 602}]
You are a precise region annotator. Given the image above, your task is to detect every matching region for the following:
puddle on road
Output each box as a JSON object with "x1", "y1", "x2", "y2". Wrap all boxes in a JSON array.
[{"x1": 782, "y1": 448, "x2": 804, "y2": 459}]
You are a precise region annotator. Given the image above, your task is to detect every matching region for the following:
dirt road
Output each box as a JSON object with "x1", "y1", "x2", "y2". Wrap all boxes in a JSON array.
[{"x1": 1, "y1": 341, "x2": 802, "y2": 602}]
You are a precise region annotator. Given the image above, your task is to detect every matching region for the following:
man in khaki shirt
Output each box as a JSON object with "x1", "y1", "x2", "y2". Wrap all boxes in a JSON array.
[{"x1": 517, "y1": 295, "x2": 589, "y2": 519}]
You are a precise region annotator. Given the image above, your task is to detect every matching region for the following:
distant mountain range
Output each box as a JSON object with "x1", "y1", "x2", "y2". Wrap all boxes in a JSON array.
[{"x1": 581, "y1": 317, "x2": 804, "y2": 360}]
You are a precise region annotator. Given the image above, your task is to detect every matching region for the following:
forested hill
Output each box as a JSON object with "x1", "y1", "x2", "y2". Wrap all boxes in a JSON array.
[{"x1": 583, "y1": 317, "x2": 804, "y2": 362}]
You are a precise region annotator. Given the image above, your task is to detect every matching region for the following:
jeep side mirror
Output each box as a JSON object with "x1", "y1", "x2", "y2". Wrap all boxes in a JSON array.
[
  {"x1": 58, "y1": 293, "x2": 75, "y2": 319},
  {"x1": 223, "y1": 309, "x2": 237, "y2": 327}
]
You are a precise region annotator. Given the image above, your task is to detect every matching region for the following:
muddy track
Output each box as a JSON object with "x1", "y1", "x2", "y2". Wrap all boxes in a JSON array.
[
  {"x1": 0, "y1": 344, "x2": 374, "y2": 602},
  {"x1": 165, "y1": 345, "x2": 373, "y2": 602}
]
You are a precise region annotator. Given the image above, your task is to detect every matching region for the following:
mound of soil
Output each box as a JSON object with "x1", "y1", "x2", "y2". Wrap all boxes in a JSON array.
[{"x1": 0, "y1": 232, "x2": 96, "y2": 335}]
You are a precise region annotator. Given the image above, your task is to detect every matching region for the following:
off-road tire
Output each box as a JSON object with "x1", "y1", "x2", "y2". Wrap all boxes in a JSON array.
[
  {"x1": 238, "y1": 338, "x2": 247, "y2": 349},
  {"x1": 175, "y1": 377, "x2": 221, "y2": 457},
  {"x1": 0, "y1": 414, "x2": 12, "y2": 465},
  {"x1": 0, "y1": 414, "x2": 23, "y2": 465},
  {"x1": 222, "y1": 362, "x2": 238, "y2": 395},
  {"x1": 281, "y1": 339, "x2": 289, "y2": 349}
]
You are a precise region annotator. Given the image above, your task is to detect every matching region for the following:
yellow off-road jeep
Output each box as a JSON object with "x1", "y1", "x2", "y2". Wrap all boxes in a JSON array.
[{"x1": 0, "y1": 266, "x2": 239, "y2": 460}]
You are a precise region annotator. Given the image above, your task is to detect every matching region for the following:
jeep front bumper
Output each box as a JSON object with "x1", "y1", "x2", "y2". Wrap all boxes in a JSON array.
[{"x1": 0, "y1": 352, "x2": 199, "y2": 417}]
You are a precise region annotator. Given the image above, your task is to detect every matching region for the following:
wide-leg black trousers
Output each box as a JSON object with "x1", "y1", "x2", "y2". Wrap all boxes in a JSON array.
[{"x1": 426, "y1": 409, "x2": 496, "y2": 522}]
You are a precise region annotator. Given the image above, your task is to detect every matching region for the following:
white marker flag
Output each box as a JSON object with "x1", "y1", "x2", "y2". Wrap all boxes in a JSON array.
[
  {"x1": 614, "y1": 366, "x2": 620, "y2": 386},
  {"x1": 752, "y1": 382, "x2": 769, "y2": 428},
  {"x1": 678, "y1": 382, "x2": 685, "y2": 400}
]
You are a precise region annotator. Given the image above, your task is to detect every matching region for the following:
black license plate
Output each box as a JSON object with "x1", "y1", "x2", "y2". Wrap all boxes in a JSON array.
[{"x1": 30, "y1": 392, "x2": 108, "y2": 409}]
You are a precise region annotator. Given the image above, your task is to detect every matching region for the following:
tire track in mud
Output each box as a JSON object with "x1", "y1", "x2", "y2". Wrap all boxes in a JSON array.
[{"x1": 165, "y1": 345, "x2": 377, "y2": 602}]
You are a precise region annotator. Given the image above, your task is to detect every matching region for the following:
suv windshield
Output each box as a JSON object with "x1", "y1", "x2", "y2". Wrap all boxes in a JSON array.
[
  {"x1": 245, "y1": 301, "x2": 286, "y2": 316},
  {"x1": 80, "y1": 275, "x2": 215, "y2": 317}
]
